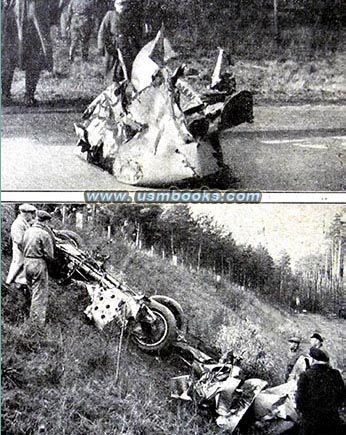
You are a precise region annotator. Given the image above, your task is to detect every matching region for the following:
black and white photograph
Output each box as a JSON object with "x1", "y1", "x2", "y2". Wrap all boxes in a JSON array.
[
  {"x1": 2, "y1": 202, "x2": 345, "y2": 434},
  {"x1": 1, "y1": 0, "x2": 345, "y2": 191}
]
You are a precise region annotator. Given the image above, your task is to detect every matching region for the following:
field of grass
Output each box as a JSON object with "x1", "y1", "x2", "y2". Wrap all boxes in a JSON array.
[
  {"x1": 2, "y1": 205, "x2": 344, "y2": 434},
  {"x1": 8, "y1": 26, "x2": 345, "y2": 106}
]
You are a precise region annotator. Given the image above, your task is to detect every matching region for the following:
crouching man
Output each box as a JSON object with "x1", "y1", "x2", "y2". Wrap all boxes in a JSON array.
[{"x1": 23, "y1": 210, "x2": 55, "y2": 327}]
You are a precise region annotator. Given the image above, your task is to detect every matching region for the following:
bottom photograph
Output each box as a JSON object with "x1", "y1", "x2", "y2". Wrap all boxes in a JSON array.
[{"x1": 2, "y1": 203, "x2": 345, "y2": 435}]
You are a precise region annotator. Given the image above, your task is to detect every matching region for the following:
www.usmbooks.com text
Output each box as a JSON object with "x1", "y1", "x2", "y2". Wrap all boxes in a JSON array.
[{"x1": 84, "y1": 190, "x2": 262, "y2": 204}]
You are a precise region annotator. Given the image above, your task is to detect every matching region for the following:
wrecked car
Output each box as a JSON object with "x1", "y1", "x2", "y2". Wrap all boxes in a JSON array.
[
  {"x1": 50, "y1": 229, "x2": 185, "y2": 353},
  {"x1": 75, "y1": 31, "x2": 254, "y2": 187},
  {"x1": 172, "y1": 343, "x2": 299, "y2": 434}
]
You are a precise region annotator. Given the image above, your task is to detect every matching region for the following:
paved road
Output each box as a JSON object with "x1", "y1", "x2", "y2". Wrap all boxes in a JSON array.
[{"x1": 2, "y1": 104, "x2": 345, "y2": 191}]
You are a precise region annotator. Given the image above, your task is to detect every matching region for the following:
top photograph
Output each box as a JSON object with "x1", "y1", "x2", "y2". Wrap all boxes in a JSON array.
[{"x1": 1, "y1": 0, "x2": 345, "y2": 191}]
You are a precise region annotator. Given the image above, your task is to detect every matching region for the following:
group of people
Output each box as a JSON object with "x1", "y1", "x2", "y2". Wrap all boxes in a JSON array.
[
  {"x1": 6, "y1": 204, "x2": 55, "y2": 328},
  {"x1": 1, "y1": 0, "x2": 163, "y2": 106},
  {"x1": 285, "y1": 333, "x2": 344, "y2": 434}
]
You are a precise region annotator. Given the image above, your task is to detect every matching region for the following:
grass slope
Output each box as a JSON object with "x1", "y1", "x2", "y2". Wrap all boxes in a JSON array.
[{"x1": 2, "y1": 209, "x2": 344, "y2": 434}]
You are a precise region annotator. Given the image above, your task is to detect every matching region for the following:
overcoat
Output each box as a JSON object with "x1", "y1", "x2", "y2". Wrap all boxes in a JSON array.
[{"x1": 1, "y1": 0, "x2": 64, "y2": 72}]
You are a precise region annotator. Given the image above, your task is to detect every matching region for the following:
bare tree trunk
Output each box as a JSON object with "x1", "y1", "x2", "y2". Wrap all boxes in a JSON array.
[
  {"x1": 135, "y1": 222, "x2": 141, "y2": 249},
  {"x1": 62, "y1": 205, "x2": 67, "y2": 224},
  {"x1": 273, "y1": 0, "x2": 280, "y2": 44},
  {"x1": 170, "y1": 230, "x2": 174, "y2": 257},
  {"x1": 197, "y1": 240, "x2": 202, "y2": 272}
]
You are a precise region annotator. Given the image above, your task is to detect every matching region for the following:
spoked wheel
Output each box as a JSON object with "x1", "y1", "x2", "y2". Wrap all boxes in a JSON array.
[{"x1": 132, "y1": 300, "x2": 177, "y2": 353}]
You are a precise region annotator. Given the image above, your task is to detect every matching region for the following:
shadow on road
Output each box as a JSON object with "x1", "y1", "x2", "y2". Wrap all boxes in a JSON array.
[{"x1": 2, "y1": 98, "x2": 92, "y2": 114}]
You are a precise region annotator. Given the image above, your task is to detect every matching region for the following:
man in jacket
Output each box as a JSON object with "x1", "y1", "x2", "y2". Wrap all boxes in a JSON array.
[
  {"x1": 67, "y1": 0, "x2": 96, "y2": 61},
  {"x1": 285, "y1": 336, "x2": 303, "y2": 381},
  {"x1": 1, "y1": 0, "x2": 62, "y2": 106},
  {"x1": 296, "y1": 347, "x2": 344, "y2": 435},
  {"x1": 23, "y1": 210, "x2": 55, "y2": 327},
  {"x1": 6, "y1": 204, "x2": 37, "y2": 291},
  {"x1": 97, "y1": 0, "x2": 143, "y2": 82}
]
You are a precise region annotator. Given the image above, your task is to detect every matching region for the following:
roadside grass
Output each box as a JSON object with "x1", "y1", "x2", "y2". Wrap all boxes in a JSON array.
[
  {"x1": 8, "y1": 27, "x2": 345, "y2": 106},
  {"x1": 2, "y1": 209, "x2": 344, "y2": 434}
]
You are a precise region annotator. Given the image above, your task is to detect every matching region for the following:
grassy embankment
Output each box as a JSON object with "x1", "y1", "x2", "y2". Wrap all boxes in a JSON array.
[
  {"x1": 8, "y1": 27, "x2": 345, "y2": 106},
  {"x1": 2, "y1": 206, "x2": 344, "y2": 434}
]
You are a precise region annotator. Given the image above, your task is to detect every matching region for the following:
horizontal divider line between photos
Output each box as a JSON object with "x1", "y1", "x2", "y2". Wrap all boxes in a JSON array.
[{"x1": 1, "y1": 191, "x2": 346, "y2": 204}]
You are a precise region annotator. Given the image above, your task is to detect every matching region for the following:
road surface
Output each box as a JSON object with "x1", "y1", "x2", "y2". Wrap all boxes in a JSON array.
[{"x1": 2, "y1": 104, "x2": 345, "y2": 191}]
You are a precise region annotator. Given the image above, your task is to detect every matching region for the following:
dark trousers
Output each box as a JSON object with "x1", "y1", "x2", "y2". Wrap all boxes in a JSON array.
[
  {"x1": 2, "y1": 25, "x2": 43, "y2": 99},
  {"x1": 70, "y1": 15, "x2": 93, "y2": 60}
]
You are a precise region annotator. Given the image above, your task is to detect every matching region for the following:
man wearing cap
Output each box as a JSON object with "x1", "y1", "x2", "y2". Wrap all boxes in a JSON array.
[
  {"x1": 296, "y1": 347, "x2": 344, "y2": 435},
  {"x1": 285, "y1": 336, "x2": 302, "y2": 381},
  {"x1": 310, "y1": 332, "x2": 324, "y2": 349},
  {"x1": 97, "y1": 0, "x2": 144, "y2": 82},
  {"x1": 6, "y1": 204, "x2": 37, "y2": 291},
  {"x1": 309, "y1": 332, "x2": 332, "y2": 364},
  {"x1": 67, "y1": 0, "x2": 97, "y2": 61},
  {"x1": 23, "y1": 210, "x2": 55, "y2": 327}
]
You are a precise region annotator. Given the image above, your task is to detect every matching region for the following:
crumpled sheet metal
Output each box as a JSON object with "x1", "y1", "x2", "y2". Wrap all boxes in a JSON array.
[
  {"x1": 215, "y1": 378, "x2": 268, "y2": 431},
  {"x1": 84, "y1": 283, "x2": 140, "y2": 330},
  {"x1": 75, "y1": 39, "x2": 221, "y2": 186},
  {"x1": 254, "y1": 379, "x2": 299, "y2": 422},
  {"x1": 171, "y1": 348, "x2": 299, "y2": 434}
]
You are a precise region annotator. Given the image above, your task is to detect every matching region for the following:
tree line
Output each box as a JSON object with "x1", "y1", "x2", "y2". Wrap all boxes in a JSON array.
[
  {"x1": 158, "y1": 0, "x2": 342, "y2": 56},
  {"x1": 65, "y1": 204, "x2": 343, "y2": 315}
]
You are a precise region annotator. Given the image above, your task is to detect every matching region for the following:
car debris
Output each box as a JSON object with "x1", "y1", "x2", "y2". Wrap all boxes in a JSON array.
[
  {"x1": 50, "y1": 229, "x2": 297, "y2": 434},
  {"x1": 172, "y1": 342, "x2": 298, "y2": 434},
  {"x1": 74, "y1": 30, "x2": 254, "y2": 187},
  {"x1": 50, "y1": 229, "x2": 183, "y2": 353}
]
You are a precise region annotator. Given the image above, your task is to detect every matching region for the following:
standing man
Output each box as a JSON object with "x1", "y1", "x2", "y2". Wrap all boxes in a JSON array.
[
  {"x1": 23, "y1": 210, "x2": 55, "y2": 327},
  {"x1": 67, "y1": 0, "x2": 97, "y2": 61},
  {"x1": 6, "y1": 204, "x2": 37, "y2": 291},
  {"x1": 285, "y1": 336, "x2": 302, "y2": 381},
  {"x1": 309, "y1": 332, "x2": 331, "y2": 361},
  {"x1": 296, "y1": 347, "x2": 344, "y2": 435},
  {"x1": 97, "y1": 0, "x2": 143, "y2": 83},
  {"x1": 94, "y1": 0, "x2": 111, "y2": 32},
  {"x1": 1, "y1": 0, "x2": 61, "y2": 106},
  {"x1": 310, "y1": 332, "x2": 324, "y2": 349},
  {"x1": 59, "y1": 0, "x2": 72, "y2": 40}
]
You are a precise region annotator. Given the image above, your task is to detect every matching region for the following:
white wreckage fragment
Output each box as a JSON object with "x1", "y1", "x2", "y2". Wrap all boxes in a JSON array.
[{"x1": 84, "y1": 282, "x2": 141, "y2": 330}]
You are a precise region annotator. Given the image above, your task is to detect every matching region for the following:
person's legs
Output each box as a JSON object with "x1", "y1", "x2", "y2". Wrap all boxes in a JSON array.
[
  {"x1": 1, "y1": 61, "x2": 16, "y2": 101},
  {"x1": 69, "y1": 16, "x2": 80, "y2": 61},
  {"x1": 25, "y1": 259, "x2": 49, "y2": 327},
  {"x1": 81, "y1": 19, "x2": 92, "y2": 61},
  {"x1": 24, "y1": 36, "x2": 43, "y2": 105},
  {"x1": 25, "y1": 65, "x2": 41, "y2": 106}
]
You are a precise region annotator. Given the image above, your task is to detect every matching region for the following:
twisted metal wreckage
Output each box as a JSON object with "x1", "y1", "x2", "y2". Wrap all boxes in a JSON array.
[
  {"x1": 52, "y1": 229, "x2": 299, "y2": 434},
  {"x1": 74, "y1": 30, "x2": 254, "y2": 186}
]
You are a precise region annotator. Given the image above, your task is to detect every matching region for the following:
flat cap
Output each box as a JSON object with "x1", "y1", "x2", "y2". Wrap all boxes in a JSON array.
[
  {"x1": 19, "y1": 203, "x2": 37, "y2": 212},
  {"x1": 311, "y1": 333, "x2": 323, "y2": 342},
  {"x1": 36, "y1": 210, "x2": 52, "y2": 221},
  {"x1": 288, "y1": 336, "x2": 301, "y2": 344},
  {"x1": 309, "y1": 347, "x2": 329, "y2": 362}
]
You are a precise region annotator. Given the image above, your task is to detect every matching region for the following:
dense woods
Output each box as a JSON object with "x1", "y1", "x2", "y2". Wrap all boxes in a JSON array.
[
  {"x1": 157, "y1": 0, "x2": 343, "y2": 57},
  {"x1": 42, "y1": 204, "x2": 344, "y2": 316}
]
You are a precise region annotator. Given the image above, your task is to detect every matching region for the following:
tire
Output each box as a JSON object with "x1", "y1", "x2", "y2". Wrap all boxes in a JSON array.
[
  {"x1": 50, "y1": 230, "x2": 83, "y2": 281},
  {"x1": 150, "y1": 295, "x2": 185, "y2": 331},
  {"x1": 132, "y1": 300, "x2": 177, "y2": 354},
  {"x1": 54, "y1": 229, "x2": 84, "y2": 248}
]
